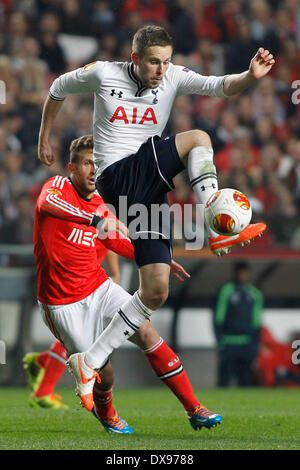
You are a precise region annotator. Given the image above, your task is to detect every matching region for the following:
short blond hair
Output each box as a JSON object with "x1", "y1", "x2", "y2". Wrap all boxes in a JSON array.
[{"x1": 69, "y1": 134, "x2": 93, "y2": 164}]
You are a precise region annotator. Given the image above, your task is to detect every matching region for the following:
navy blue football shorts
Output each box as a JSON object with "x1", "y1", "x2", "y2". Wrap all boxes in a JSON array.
[{"x1": 96, "y1": 135, "x2": 185, "y2": 267}]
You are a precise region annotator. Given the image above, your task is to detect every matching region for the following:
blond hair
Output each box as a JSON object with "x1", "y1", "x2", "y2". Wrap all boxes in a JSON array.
[{"x1": 69, "y1": 134, "x2": 93, "y2": 163}]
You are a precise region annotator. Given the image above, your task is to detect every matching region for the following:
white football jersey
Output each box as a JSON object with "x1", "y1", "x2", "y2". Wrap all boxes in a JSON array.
[{"x1": 50, "y1": 61, "x2": 228, "y2": 177}]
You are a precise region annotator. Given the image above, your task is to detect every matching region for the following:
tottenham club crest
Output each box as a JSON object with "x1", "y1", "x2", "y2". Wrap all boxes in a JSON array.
[
  {"x1": 151, "y1": 90, "x2": 158, "y2": 104},
  {"x1": 110, "y1": 89, "x2": 123, "y2": 98}
]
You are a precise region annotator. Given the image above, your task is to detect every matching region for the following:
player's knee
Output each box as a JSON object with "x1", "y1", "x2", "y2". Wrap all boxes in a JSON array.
[
  {"x1": 190, "y1": 129, "x2": 211, "y2": 148},
  {"x1": 141, "y1": 286, "x2": 169, "y2": 310},
  {"x1": 148, "y1": 292, "x2": 168, "y2": 310}
]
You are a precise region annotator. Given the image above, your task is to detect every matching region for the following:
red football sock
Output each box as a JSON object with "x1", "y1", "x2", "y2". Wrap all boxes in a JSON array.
[
  {"x1": 35, "y1": 340, "x2": 67, "y2": 397},
  {"x1": 36, "y1": 351, "x2": 49, "y2": 369},
  {"x1": 144, "y1": 338, "x2": 199, "y2": 413},
  {"x1": 93, "y1": 382, "x2": 115, "y2": 419}
]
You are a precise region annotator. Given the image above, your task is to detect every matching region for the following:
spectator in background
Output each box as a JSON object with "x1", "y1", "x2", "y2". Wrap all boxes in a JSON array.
[
  {"x1": 284, "y1": 138, "x2": 300, "y2": 206},
  {"x1": 17, "y1": 37, "x2": 48, "y2": 108},
  {"x1": 169, "y1": 0, "x2": 196, "y2": 55},
  {"x1": 250, "y1": 0, "x2": 279, "y2": 55},
  {"x1": 1, "y1": 11, "x2": 28, "y2": 55},
  {"x1": 215, "y1": 126, "x2": 259, "y2": 174},
  {"x1": 214, "y1": 109, "x2": 238, "y2": 152},
  {"x1": 93, "y1": 34, "x2": 118, "y2": 62},
  {"x1": 0, "y1": 191, "x2": 34, "y2": 244},
  {"x1": 117, "y1": 39, "x2": 132, "y2": 62},
  {"x1": 216, "y1": 0, "x2": 245, "y2": 43},
  {"x1": 4, "y1": 150, "x2": 31, "y2": 194},
  {"x1": 192, "y1": 0, "x2": 221, "y2": 43},
  {"x1": 60, "y1": 0, "x2": 90, "y2": 36},
  {"x1": 285, "y1": 0, "x2": 300, "y2": 48},
  {"x1": 252, "y1": 75, "x2": 286, "y2": 125},
  {"x1": 276, "y1": 38, "x2": 300, "y2": 85},
  {"x1": 61, "y1": 106, "x2": 92, "y2": 164},
  {"x1": 274, "y1": 7, "x2": 297, "y2": 44},
  {"x1": 91, "y1": 1, "x2": 117, "y2": 38},
  {"x1": 253, "y1": 116, "x2": 274, "y2": 148},
  {"x1": 266, "y1": 184, "x2": 299, "y2": 245},
  {"x1": 189, "y1": 37, "x2": 224, "y2": 76},
  {"x1": 2, "y1": 111, "x2": 23, "y2": 153},
  {"x1": 116, "y1": 10, "x2": 144, "y2": 54},
  {"x1": 225, "y1": 17, "x2": 259, "y2": 74},
  {"x1": 214, "y1": 262, "x2": 263, "y2": 387},
  {"x1": 120, "y1": 0, "x2": 168, "y2": 27},
  {"x1": 38, "y1": 12, "x2": 67, "y2": 75},
  {"x1": 236, "y1": 95, "x2": 255, "y2": 130}
]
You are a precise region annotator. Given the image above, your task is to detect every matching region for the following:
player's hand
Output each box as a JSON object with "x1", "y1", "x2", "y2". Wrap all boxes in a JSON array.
[
  {"x1": 170, "y1": 259, "x2": 191, "y2": 282},
  {"x1": 101, "y1": 217, "x2": 129, "y2": 238},
  {"x1": 249, "y1": 48, "x2": 275, "y2": 80},
  {"x1": 38, "y1": 140, "x2": 55, "y2": 166}
]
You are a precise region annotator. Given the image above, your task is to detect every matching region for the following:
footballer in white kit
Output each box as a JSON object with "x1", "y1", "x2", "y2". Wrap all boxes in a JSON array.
[
  {"x1": 49, "y1": 60, "x2": 228, "y2": 178},
  {"x1": 49, "y1": 58, "x2": 233, "y2": 266}
]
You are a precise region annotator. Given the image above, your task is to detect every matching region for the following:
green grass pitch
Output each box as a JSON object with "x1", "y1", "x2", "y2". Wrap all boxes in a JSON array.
[{"x1": 0, "y1": 386, "x2": 299, "y2": 450}]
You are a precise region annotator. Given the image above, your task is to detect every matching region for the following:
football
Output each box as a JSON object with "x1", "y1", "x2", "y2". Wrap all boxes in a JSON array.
[{"x1": 205, "y1": 188, "x2": 252, "y2": 236}]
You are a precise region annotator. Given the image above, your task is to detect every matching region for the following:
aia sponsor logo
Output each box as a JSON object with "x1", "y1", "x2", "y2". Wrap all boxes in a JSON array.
[{"x1": 109, "y1": 106, "x2": 157, "y2": 124}]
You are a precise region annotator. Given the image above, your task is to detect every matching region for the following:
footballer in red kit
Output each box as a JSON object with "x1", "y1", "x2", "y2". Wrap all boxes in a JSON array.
[
  {"x1": 34, "y1": 174, "x2": 133, "y2": 306},
  {"x1": 32, "y1": 135, "x2": 215, "y2": 433}
]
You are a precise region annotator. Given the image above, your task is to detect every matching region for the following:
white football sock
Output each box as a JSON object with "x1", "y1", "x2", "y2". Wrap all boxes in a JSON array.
[
  {"x1": 85, "y1": 292, "x2": 153, "y2": 369},
  {"x1": 187, "y1": 146, "x2": 219, "y2": 238}
]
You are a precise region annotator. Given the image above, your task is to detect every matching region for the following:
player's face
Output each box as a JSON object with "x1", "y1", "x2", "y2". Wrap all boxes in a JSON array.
[
  {"x1": 69, "y1": 149, "x2": 96, "y2": 199},
  {"x1": 133, "y1": 45, "x2": 173, "y2": 89}
]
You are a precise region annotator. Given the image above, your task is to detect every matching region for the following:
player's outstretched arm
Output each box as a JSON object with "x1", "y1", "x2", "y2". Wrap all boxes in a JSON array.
[
  {"x1": 38, "y1": 96, "x2": 64, "y2": 166},
  {"x1": 223, "y1": 48, "x2": 275, "y2": 97}
]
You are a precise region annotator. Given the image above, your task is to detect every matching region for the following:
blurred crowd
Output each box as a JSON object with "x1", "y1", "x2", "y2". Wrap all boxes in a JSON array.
[{"x1": 1, "y1": 0, "x2": 300, "y2": 249}]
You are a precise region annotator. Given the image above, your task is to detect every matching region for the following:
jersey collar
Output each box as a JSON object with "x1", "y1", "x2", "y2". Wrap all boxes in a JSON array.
[
  {"x1": 68, "y1": 176, "x2": 93, "y2": 202},
  {"x1": 128, "y1": 62, "x2": 148, "y2": 97}
]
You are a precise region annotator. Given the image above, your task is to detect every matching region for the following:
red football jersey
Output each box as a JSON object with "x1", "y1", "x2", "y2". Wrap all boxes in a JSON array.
[{"x1": 34, "y1": 175, "x2": 134, "y2": 305}]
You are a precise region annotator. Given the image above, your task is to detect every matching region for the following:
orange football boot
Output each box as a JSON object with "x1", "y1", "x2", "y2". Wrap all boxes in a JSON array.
[{"x1": 209, "y1": 223, "x2": 266, "y2": 256}]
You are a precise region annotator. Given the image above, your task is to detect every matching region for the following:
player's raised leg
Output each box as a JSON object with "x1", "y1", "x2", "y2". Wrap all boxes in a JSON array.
[{"x1": 175, "y1": 129, "x2": 266, "y2": 255}]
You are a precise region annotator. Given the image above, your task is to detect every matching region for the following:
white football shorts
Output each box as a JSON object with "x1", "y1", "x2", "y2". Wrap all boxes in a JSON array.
[{"x1": 38, "y1": 278, "x2": 131, "y2": 356}]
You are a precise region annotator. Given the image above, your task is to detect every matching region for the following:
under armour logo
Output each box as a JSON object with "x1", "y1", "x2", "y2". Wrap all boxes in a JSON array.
[
  {"x1": 124, "y1": 330, "x2": 130, "y2": 337},
  {"x1": 111, "y1": 89, "x2": 123, "y2": 98},
  {"x1": 151, "y1": 90, "x2": 158, "y2": 104},
  {"x1": 200, "y1": 183, "x2": 216, "y2": 191}
]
